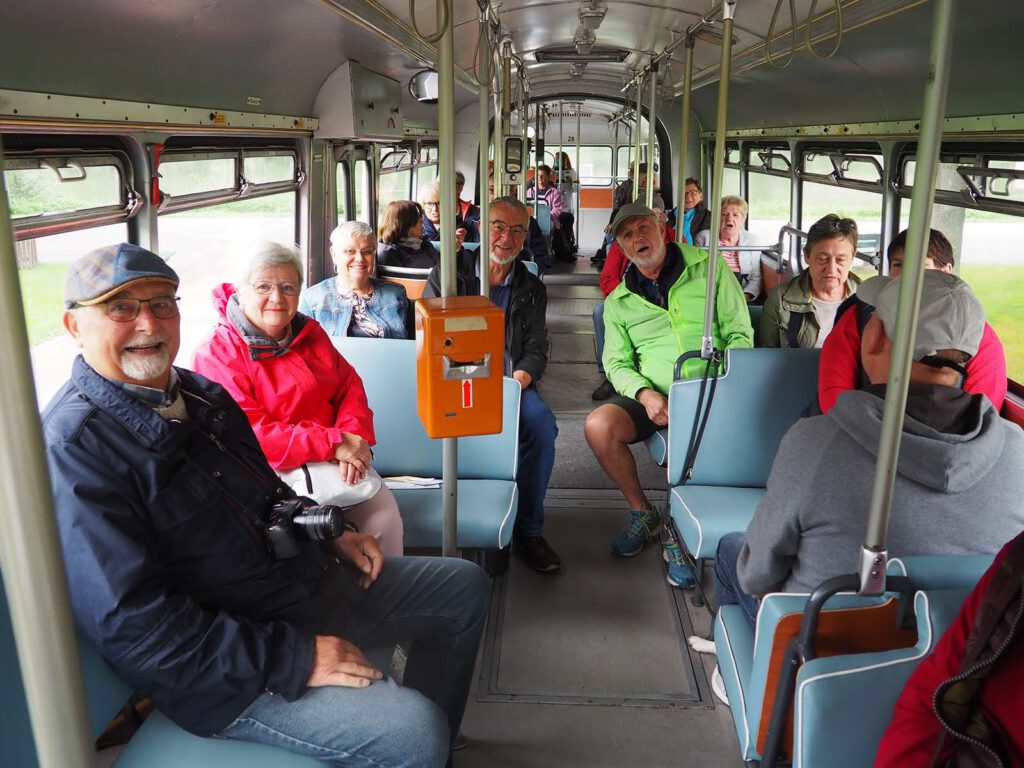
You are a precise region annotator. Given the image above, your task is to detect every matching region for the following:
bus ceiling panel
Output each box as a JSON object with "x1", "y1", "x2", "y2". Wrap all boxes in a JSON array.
[
  {"x1": 681, "y1": 0, "x2": 1024, "y2": 134},
  {"x1": 0, "y1": 0, "x2": 475, "y2": 121}
]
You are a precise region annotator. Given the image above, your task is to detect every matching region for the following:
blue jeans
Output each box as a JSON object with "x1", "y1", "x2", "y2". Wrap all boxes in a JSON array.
[
  {"x1": 592, "y1": 301, "x2": 606, "y2": 374},
  {"x1": 715, "y1": 532, "x2": 760, "y2": 629},
  {"x1": 217, "y1": 556, "x2": 489, "y2": 767},
  {"x1": 516, "y1": 387, "x2": 558, "y2": 537}
]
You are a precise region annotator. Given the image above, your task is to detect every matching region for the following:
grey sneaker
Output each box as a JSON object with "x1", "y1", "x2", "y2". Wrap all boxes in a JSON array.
[{"x1": 609, "y1": 507, "x2": 662, "y2": 557}]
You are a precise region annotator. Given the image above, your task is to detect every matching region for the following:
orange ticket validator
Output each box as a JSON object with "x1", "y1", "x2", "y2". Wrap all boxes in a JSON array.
[{"x1": 415, "y1": 295, "x2": 505, "y2": 438}]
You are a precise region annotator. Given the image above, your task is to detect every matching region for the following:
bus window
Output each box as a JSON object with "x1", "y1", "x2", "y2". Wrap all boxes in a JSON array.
[
  {"x1": 577, "y1": 146, "x2": 612, "y2": 186},
  {"x1": 747, "y1": 172, "x2": 789, "y2": 247},
  {"x1": 5, "y1": 155, "x2": 135, "y2": 404},
  {"x1": 801, "y1": 183, "x2": 882, "y2": 279},
  {"x1": 354, "y1": 159, "x2": 371, "y2": 225},
  {"x1": 336, "y1": 162, "x2": 350, "y2": 222},
  {"x1": 159, "y1": 156, "x2": 236, "y2": 197},
  {"x1": 243, "y1": 153, "x2": 296, "y2": 185},
  {"x1": 159, "y1": 192, "x2": 297, "y2": 371},
  {"x1": 379, "y1": 169, "x2": 411, "y2": 208},
  {"x1": 899, "y1": 201, "x2": 1024, "y2": 383}
]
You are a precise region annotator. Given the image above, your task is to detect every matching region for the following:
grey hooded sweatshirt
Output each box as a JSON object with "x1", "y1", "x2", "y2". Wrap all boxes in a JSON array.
[{"x1": 738, "y1": 383, "x2": 1024, "y2": 596}]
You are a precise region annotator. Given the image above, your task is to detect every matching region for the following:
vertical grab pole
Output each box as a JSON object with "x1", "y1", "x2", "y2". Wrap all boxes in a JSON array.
[
  {"x1": 437, "y1": 0, "x2": 458, "y2": 557},
  {"x1": 632, "y1": 79, "x2": 643, "y2": 200},
  {"x1": 859, "y1": 0, "x2": 956, "y2": 594},
  {"x1": 519, "y1": 64, "x2": 528, "y2": 201},
  {"x1": 701, "y1": 0, "x2": 736, "y2": 358},
  {"x1": 574, "y1": 102, "x2": 581, "y2": 246},
  {"x1": 0, "y1": 145, "x2": 94, "y2": 768},
  {"x1": 533, "y1": 104, "x2": 541, "y2": 223},
  {"x1": 500, "y1": 39, "x2": 512, "y2": 197},
  {"x1": 646, "y1": 60, "x2": 658, "y2": 208},
  {"x1": 676, "y1": 35, "x2": 695, "y2": 245},
  {"x1": 477, "y1": 7, "x2": 490, "y2": 300}
]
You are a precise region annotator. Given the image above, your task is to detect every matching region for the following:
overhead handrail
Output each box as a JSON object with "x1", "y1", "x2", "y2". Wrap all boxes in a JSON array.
[
  {"x1": 409, "y1": 0, "x2": 450, "y2": 44},
  {"x1": 806, "y1": 0, "x2": 843, "y2": 60},
  {"x1": 765, "y1": 0, "x2": 797, "y2": 69}
]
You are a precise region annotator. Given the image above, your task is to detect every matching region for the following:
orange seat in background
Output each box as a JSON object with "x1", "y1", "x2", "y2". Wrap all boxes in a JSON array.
[{"x1": 579, "y1": 188, "x2": 613, "y2": 208}]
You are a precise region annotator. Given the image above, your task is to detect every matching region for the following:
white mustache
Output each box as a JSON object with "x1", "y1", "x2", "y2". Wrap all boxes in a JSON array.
[{"x1": 123, "y1": 335, "x2": 167, "y2": 349}]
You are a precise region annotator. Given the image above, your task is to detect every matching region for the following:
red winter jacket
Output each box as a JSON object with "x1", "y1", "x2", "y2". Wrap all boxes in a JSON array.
[
  {"x1": 193, "y1": 284, "x2": 375, "y2": 471},
  {"x1": 599, "y1": 226, "x2": 677, "y2": 298},
  {"x1": 818, "y1": 303, "x2": 1007, "y2": 414},
  {"x1": 875, "y1": 534, "x2": 1024, "y2": 767}
]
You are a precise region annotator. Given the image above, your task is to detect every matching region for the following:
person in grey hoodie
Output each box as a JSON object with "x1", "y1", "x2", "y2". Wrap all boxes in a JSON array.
[{"x1": 716, "y1": 270, "x2": 1024, "y2": 628}]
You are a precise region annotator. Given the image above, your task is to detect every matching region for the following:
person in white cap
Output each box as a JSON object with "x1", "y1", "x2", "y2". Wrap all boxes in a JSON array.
[{"x1": 716, "y1": 270, "x2": 1024, "y2": 630}]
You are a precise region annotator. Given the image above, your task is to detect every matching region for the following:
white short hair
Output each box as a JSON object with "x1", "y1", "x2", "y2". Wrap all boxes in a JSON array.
[
  {"x1": 237, "y1": 242, "x2": 303, "y2": 287},
  {"x1": 331, "y1": 221, "x2": 375, "y2": 249}
]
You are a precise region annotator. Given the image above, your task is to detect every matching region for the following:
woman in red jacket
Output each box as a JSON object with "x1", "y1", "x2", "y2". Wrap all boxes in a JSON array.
[
  {"x1": 818, "y1": 228, "x2": 1007, "y2": 414},
  {"x1": 193, "y1": 242, "x2": 403, "y2": 555}
]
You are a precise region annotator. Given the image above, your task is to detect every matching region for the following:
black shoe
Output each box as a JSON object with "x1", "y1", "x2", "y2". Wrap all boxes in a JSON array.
[
  {"x1": 513, "y1": 534, "x2": 562, "y2": 573},
  {"x1": 591, "y1": 378, "x2": 616, "y2": 400}
]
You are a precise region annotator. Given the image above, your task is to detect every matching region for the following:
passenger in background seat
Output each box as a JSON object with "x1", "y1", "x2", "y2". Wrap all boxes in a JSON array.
[
  {"x1": 194, "y1": 242, "x2": 404, "y2": 555},
  {"x1": 679, "y1": 177, "x2": 712, "y2": 246},
  {"x1": 46, "y1": 244, "x2": 487, "y2": 766},
  {"x1": 695, "y1": 195, "x2": 762, "y2": 302},
  {"x1": 584, "y1": 201, "x2": 753, "y2": 579},
  {"x1": 818, "y1": 228, "x2": 1007, "y2": 413},
  {"x1": 301, "y1": 221, "x2": 412, "y2": 339},
  {"x1": 759, "y1": 213, "x2": 861, "y2": 348},
  {"x1": 719, "y1": 271, "x2": 1024, "y2": 629},
  {"x1": 454, "y1": 170, "x2": 479, "y2": 240},
  {"x1": 419, "y1": 180, "x2": 477, "y2": 248},
  {"x1": 423, "y1": 196, "x2": 562, "y2": 574},
  {"x1": 377, "y1": 200, "x2": 440, "y2": 269}
]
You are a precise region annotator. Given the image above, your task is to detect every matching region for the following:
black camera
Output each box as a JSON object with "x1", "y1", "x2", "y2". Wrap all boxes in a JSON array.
[{"x1": 265, "y1": 498, "x2": 347, "y2": 560}]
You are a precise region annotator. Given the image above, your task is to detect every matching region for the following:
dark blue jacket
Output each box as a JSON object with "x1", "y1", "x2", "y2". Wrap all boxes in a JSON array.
[{"x1": 42, "y1": 358, "x2": 335, "y2": 735}]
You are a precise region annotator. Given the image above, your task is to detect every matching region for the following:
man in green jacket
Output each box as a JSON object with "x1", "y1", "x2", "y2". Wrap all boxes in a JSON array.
[{"x1": 584, "y1": 201, "x2": 754, "y2": 576}]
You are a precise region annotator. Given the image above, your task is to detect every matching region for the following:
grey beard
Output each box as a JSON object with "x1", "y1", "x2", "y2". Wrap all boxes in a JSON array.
[{"x1": 121, "y1": 349, "x2": 171, "y2": 382}]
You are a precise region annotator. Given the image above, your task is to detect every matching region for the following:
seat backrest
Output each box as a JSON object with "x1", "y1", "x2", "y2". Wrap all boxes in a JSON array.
[
  {"x1": 332, "y1": 337, "x2": 520, "y2": 480},
  {"x1": 535, "y1": 202, "x2": 551, "y2": 236},
  {"x1": 748, "y1": 303, "x2": 763, "y2": 331},
  {"x1": 887, "y1": 553, "x2": 993, "y2": 591},
  {"x1": 754, "y1": 596, "x2": 917, "y2": 760},
  {"x1": 1, "y1": 570, "x2": 133, "y2": 768},
  {"x1": 377, "y1": 264, "x2": 432, "y2": 301},
  {"x1": 666, "y1": 347, "x2": 820, "y2": 486},
  {"x1": 380, "y1": 275, "x2": 427, "y2": 300}
]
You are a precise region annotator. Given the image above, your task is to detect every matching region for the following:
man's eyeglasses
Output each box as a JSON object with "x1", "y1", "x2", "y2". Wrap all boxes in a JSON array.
[
  {"x1": 99, "y1": 296, "x2": 180, "y2": 323},
  {"x1": 251, "y1": 281, "x2": 301, "y2": 296},
  {"x1": 821, "y1": 214, "x2": 857, "y2": 234},
  {"x1": 490, "y1": 220, "x2": 528, "y2": 238}
]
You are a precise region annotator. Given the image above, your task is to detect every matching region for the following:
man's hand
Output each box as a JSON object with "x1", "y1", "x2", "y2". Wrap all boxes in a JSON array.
[
  {"x1": 512, "y1": 370, "x2": 533, "y2": 390},
  {"x1": 455, "y1": 227, "x2": 467, "y2": 250},
  {"x1": 334, "y1": 433, "x2": 372, "y2": 484},
  {"x1": 331, "y1": 531, "x2": 384, "y2": 589},
  {"x1": 637, "y1": 388, "x2": 669, "y2": 427},
  {"x1": 307, "y1": 635, "x2": 382, "y2": 688}
]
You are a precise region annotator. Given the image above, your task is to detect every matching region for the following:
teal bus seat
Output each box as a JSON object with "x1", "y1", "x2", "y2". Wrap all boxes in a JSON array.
[
  {"x1": 534, "y1": 202, "x2": 551, "y2": 237},
  {"x1": 716, "y1": 553, "x2": 986, "y2": 765},
  {"x1": 748, "y1": 303, "x2": 763, "y2": 332},
  {"x1": 333, "y1": 337, "x2": 520, "y2": 551},
  {"x1": 523, "y1": 259, "x2": 539, "y2": 276},
  {"x1": 649, "y1": 347, "x2": 819, "y2": 559}
]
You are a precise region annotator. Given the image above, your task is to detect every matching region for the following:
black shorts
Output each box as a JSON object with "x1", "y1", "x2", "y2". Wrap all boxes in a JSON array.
[{"x1": 604, "y1": 394, "x2": 662, "y2": 443}]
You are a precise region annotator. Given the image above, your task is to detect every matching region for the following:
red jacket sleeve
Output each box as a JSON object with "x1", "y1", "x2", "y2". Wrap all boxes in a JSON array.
[
  {"x1": 965, "y1": 323, "x2": 1007, "y2": 412},
  {"x1": 818, "y1": 308, "x2": 862, "y2": 414},
  {"x1": 600, "y1": 242, "x2": 628, "y2": 297},
  {"x1": 874, "y1": 546, "x2": 1006, "y2": 767},
  {"x1": 326, "y1": 344, "x2": 376, "y2": 445}
]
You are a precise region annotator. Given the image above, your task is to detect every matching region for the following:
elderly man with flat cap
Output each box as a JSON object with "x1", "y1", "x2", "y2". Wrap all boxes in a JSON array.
[
  {"x1": 43, "y1": 243, "x2": 489, "y2": 767},
  {"x1": 584, "y1": 201, "x2": 753, "y2": 578},
  {"x1": 717, "y1": 270, "x2": 1024, "y2": 630}
]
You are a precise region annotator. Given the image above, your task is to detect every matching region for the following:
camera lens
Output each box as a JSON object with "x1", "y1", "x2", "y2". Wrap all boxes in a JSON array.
[{"x1": 292, "y1": 505, "x2": 347, "y2": 541}]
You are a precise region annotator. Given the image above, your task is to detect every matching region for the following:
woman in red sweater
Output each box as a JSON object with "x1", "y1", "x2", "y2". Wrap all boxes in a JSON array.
[{"x1": 818, "y1": 228, "x2": 1007, "y2": 413}]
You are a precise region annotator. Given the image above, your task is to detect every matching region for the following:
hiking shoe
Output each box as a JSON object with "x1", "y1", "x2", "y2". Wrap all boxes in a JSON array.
[
  {"x1": 452, "y1": 732, "x2": 469, "y2": 751},
  {"x1": 711, "y1": 665, "x2": 730, "y2": 707},
  {"x1": 514, "y1": 534, "x2": 562, "y2": 573},
  {"x1": 662, "y1": 535, "x2": 695, "y2": 589},
  {"x1": 609, "y1": 507, "x2": 662, "y2": 557},
  {"x1": 591, "y1": 378, "x2": 616, "y2": 400}
]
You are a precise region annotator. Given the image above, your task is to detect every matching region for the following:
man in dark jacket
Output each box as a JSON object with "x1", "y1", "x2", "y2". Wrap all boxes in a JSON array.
[
  {"x1": 424, "y1": 197, "x2": 561, "y2": 574},
  {"x1": 43, "y1": 243, "x2": 489, "y2": 767}
]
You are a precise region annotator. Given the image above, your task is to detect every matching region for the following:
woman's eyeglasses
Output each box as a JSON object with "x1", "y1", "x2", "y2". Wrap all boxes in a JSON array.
[{"x1": 251, "y1": 281, "x2": 301, "y2": 296}]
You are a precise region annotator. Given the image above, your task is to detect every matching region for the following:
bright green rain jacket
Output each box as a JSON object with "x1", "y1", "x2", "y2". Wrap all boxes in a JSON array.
[{"x1": 603, "y1": 242, "x2": 754, "y2": 397}]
